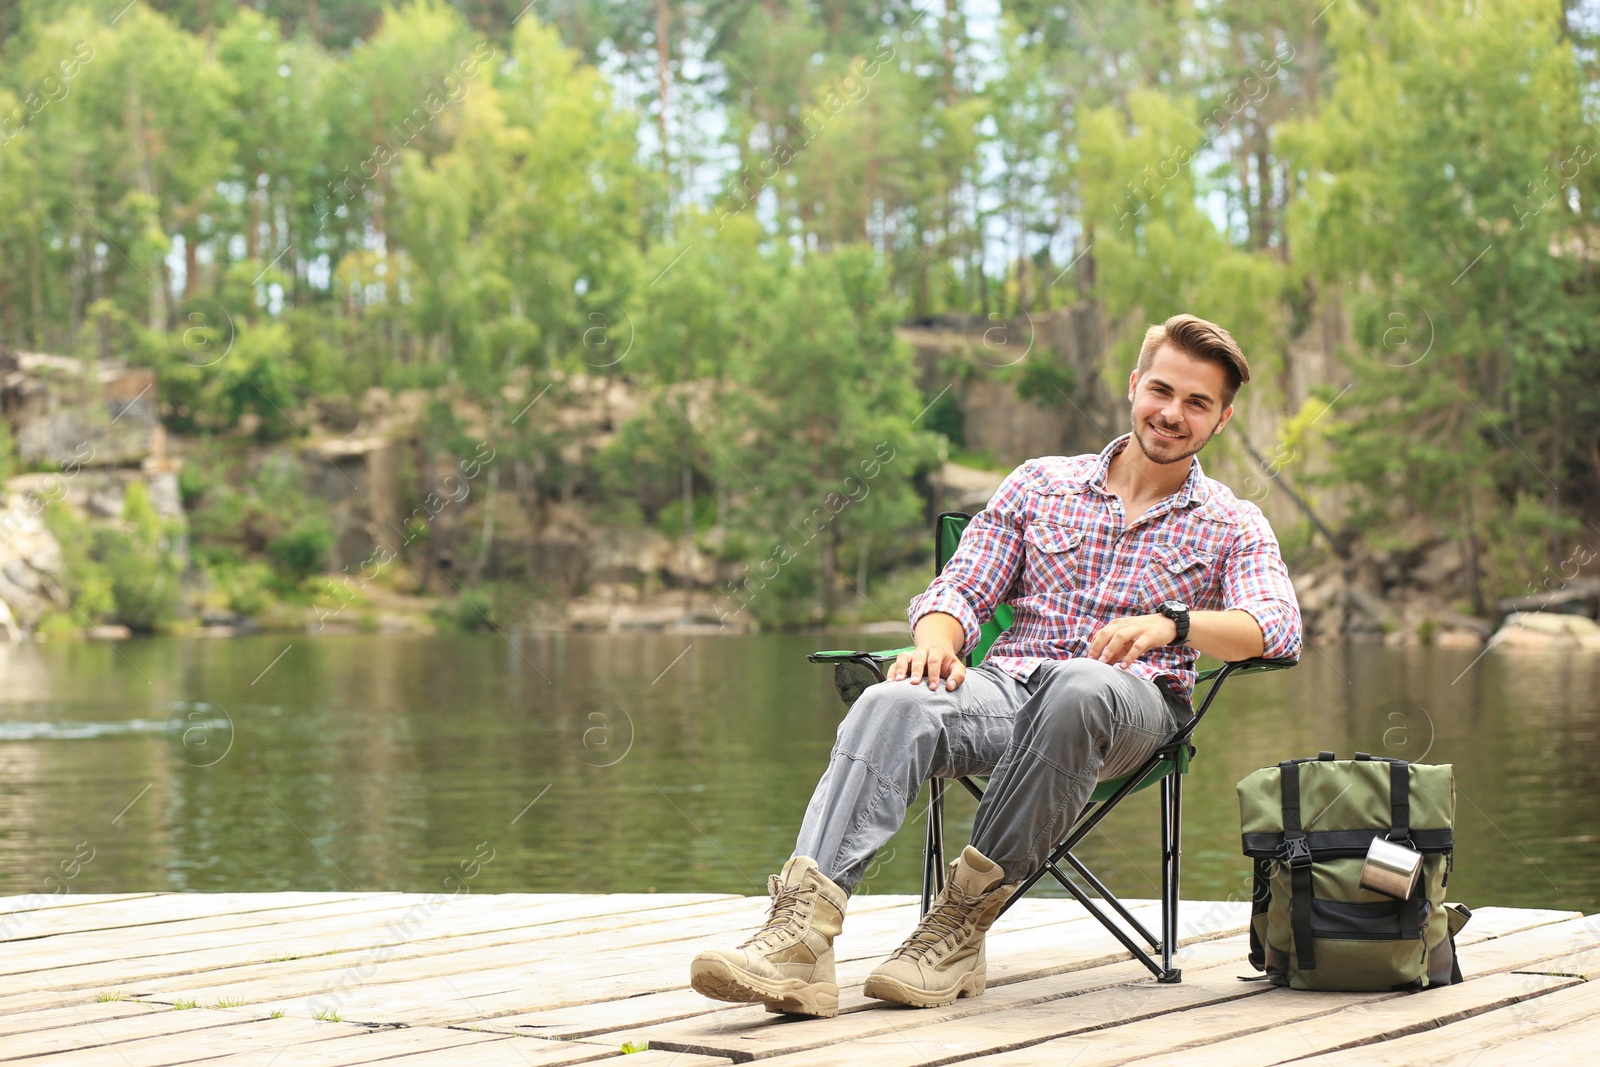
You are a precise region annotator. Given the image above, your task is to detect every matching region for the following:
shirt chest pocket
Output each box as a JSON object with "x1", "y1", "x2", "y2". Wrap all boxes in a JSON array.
[
  {"x1": 1022, "y1": 523, "x2": 1083, "y2": 595},
  {"x1": 1144, "y1": 542, "x2": 1215, "y2": 609}
]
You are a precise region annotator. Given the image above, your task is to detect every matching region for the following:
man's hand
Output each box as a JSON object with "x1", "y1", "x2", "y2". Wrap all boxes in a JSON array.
[
  {"x1": 1088, "y1": 613, "x2": 1178, "y2": 667},
  {"x1": 889, "y1": 611, "x2": 968, "y2": 690}
]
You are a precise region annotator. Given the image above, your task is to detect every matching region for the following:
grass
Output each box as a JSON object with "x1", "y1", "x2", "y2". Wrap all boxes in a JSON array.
[
  {"x1": 212, "y1": 997, "x2": 245, "y2": 1009},
  {"x1": 95, "y1": 991, "x2": 126, "y2": 1003},
  {"x1": 269, "y1": 1010, "x2": 285, "y2": 1020},
  {"x1": 313, "y1": 1009, "x2": 342, "y2": 1022},
  {"x1": 621, "y1": 1041, "x2": 650, "y2": 1054},
  {"x1": 172, "y1": 999, "x2": 197, "y2": 1011}
]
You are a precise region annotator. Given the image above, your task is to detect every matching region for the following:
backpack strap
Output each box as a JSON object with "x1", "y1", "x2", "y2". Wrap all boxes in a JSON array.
[
  {"x1": 1247, "y1": 857, "x2": 1271, "y2": 971},
  {"x1": 1279, "y1": 760, "x2": 1316, "y2": 971},
  {"x1": 1387, "y1": 760, "x2": 1412, "y2": 845},
  {"x1": 1385, "y1": 759, "x2": 1424, "y2": 940}
]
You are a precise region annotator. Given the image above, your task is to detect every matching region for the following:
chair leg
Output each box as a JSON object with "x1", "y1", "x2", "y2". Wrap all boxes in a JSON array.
[
  {"x1": 922, "y1": 778, "x2": 946, "y2": 915},
  {"x1": 1158, "y1": 774, "x2": 1183, "y2": 983}
]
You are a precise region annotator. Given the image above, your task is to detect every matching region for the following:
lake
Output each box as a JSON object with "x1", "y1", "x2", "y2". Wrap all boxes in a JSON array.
[{"x1": 0, "y1": 632, "x2": 1595, "y2": 915}]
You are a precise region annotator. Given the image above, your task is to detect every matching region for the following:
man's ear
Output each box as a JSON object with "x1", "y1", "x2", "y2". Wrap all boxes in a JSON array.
[
  {"x1": 1214, "y1": 403, "x2": 1235, "y2": 433},
  {"x1": 1126, "y1": 370, "x2": 1139, "y2": 404}
]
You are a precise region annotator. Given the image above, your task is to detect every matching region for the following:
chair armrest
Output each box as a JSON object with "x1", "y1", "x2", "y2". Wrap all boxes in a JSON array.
[
  {"x1": 1195, "y1": 656, "x2": 1297, "y2": 683},
  {"x1": 808, "y1": 647, "x2": 912, "y2": 667},
  {"x1": 808, "y1": 648, "x2": 913, "y2": 708}
]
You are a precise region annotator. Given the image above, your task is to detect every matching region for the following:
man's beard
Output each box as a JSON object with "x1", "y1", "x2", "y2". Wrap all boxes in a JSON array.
[{"x1": 1129, "y1": 412, "x2": 1215, "y2": 465}]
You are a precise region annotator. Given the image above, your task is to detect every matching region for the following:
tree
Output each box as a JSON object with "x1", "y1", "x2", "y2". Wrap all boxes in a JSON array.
[{"x1": 1279, "y1": 0, "x2": 1591, "y2": 600}]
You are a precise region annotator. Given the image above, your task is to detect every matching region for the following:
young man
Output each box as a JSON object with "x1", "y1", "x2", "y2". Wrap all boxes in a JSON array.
[{"x1": 690, "y1": 313, "x2": 1302, "y2": 1017}]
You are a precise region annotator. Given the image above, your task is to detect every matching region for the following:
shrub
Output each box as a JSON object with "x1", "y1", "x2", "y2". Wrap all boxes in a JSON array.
[{"x1": 268, "y1": 518, "x2": 334, "y2": 582}]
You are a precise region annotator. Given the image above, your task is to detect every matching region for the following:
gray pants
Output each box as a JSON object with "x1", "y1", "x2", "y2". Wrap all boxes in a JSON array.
[{"x1": 793, "y1": 658, "x2": 1189, "y2": 891}]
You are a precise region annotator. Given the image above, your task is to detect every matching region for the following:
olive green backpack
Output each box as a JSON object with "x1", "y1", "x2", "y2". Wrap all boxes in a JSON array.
[{"x1": 1237, "y1": 752, "x2": 1470, "y2": 991}]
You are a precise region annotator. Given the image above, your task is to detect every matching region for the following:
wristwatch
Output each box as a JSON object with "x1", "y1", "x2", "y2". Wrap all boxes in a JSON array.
[{"x1": 1156, "y1": 600, "x2": 1190, "y2": 645}]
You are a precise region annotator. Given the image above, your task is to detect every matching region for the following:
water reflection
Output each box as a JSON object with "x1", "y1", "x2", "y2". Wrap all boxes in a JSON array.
[{"x1": 0, "y1": 634, "x2": 1594, "y2": 912}]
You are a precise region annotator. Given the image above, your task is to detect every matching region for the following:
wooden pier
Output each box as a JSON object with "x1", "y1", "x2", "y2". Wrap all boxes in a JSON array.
[{"x1": 0, "y1": 890, "x2": 1593, "y2": 1065}]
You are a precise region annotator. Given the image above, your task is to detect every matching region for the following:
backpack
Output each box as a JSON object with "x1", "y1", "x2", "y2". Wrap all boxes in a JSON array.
[{"x1": 1237, "y1": 751, "x2": 1470, "y2": 991}]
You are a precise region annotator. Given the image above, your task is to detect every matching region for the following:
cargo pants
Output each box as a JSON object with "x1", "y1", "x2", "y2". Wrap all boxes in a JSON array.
[{"x1": 792, "y1": 657, "x2": 1190, "y2": 891}]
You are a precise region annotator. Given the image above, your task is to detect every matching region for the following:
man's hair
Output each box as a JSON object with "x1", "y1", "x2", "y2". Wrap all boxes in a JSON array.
[{"x1": 1135, "y1": 313, "x2": 1251, "y2": 408}]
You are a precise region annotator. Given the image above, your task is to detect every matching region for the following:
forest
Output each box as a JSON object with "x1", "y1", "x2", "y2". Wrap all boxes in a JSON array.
[{"x1": 0, "y1": 0, "x2": 1597, "y2": 630}]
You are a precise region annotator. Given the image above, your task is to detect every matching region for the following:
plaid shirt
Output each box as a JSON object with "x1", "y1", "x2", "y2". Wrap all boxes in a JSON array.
[{"x1": 908, "y1": 434, "x2": 1302, "y2": 705}]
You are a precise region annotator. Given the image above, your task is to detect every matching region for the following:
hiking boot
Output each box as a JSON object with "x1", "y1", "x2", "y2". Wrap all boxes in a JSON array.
[
  {"x1": 689, "y1": 855, "x2": 846, "y2": 1018},
  {"x1": 862, "y1": 845, "x2": 1015, "y2": 1008}
]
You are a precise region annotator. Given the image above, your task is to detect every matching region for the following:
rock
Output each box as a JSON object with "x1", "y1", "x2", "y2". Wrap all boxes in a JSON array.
[
  {"x1": 84, "y1": 624, "x2": 132, "y2": 640},
  {"x1": 1344, "y1": 584, "x2": 1397, "y2": 634},
  {"x1": 938, "y1": 462, "x2": 1007, "y2": 513},
  {"x1": 1487, "y1": 611, "x2": 1600, "y2": 650},
  {"x1": 0, "y1": 497, "x2": 67, "y2": 629},
  {"x1": 1493, "y1": 579, "x2": 1600, "y2": 624},
  {"x1": 375, "y1": 612, "x2": 436, "y2": 634},
  {"x1": 1409, "y1": 540, "x2": 1465, "y2": 590},
  {"x1": 199, "y1": 608, "x2": 260, "y2": 635}
]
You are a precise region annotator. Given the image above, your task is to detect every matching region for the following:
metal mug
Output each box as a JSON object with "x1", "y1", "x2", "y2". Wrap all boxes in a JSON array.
[{"x1": 1360, "y1": 836, "x2": 1424, "y2": 900}]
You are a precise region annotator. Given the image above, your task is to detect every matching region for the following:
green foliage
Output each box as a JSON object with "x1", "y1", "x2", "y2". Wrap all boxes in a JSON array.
[
  {"x1": 433, "y1": 584, "x2": 499, "y2": 632},
  {"x1": 726, "y1": 246, "x2": 940, "y2": 625},
  {"x1": 1015, "y1": 358, "x2": 1078, "y2": 411},
  {"x1": 0, "y1": 419, "x2": 18, "y2": 485},
  {"x1": 43, "y1": 503, "x2": 115, "y2": 626},
  {"x1": 1, "y1": 0, "x2": 1598, "y2": 625},
  {"x1": 919, "y1": 386, "x2": 964, "y2": 445},
  {"x1": 208, "y1": 561, "x2": 278, "y2": 618},
  {"x1": 267, "y1": 518, "x2": 334, "y2": 582},
  {"x1": 101, "y1": 482, "x2": 186, "y2": 632},
  {"x1": 1284, "y1": 0, "x2": 1591, "y2": 569}
]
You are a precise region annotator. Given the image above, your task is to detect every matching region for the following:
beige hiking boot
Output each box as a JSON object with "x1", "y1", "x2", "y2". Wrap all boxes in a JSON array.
[
  {"x1": 689, "y1": 855, "x2": 846, "y2": 1018},
  {"x1": 862, "y1": 845, "x2": 1015, "y2": 1008}
]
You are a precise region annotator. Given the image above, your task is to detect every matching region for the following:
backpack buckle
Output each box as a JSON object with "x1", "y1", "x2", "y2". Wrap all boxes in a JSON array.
[{"x1": 1282, "y1": 836, "x2": 1312, "y2": 867}]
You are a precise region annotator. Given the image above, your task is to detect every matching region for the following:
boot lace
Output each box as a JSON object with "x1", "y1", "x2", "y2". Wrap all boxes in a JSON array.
[
  {"x1": 890, "y1": 888, "x2": 982, "y2": 962},
  {"x1": 737, "y1": 875, "x2": 813, "y2": 951}
]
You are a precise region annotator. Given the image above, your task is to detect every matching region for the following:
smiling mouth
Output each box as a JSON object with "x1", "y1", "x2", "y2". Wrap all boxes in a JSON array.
[{"x1": 1149, "y1": 423, "x2": 1186, "y2": 441}]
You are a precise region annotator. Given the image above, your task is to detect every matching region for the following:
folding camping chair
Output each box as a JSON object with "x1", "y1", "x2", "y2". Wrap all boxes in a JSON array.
[{"x1": 809, "y1": 510, "x2": 1295, "y2": 983}]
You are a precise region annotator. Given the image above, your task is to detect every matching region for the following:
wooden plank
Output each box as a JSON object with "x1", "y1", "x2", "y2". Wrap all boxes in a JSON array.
[
  {"x1": 1289, "y1": 979, "x2": 1600, "y2": 1066},
  {"x1": 1098, "y1": 916, "x2": 1599, "y2": 1067},
  {"x1": 173, "y1": 1025, "x2": 525, "y2": 1066},
  {"x1": 29, "y1": 892, "x2": 708, "y2": 968},
  {"x1": 0, "y1": 1000, "x2": 164, "y2": 1038},
  {"x1": 677, "y1": 952, "x2": 1271, "y2": 1067},
  {"x1": 18, "y1": 1016, "x2": 390, "y2": 1067},
  {"x1": 1451, "y1": 906, "x2": 1582, "y2": 943},
  {"x1": 370, "y1": 1045, "x2": 727, "y2": 1067},
  {"x1": 1512, "y1": 950, "x2": 1600, "y2": 978},
  {"x1": 0, "y1": 896, "x2": 1583, "y2": 1067},
  {"x1": 0, "y1": 895, "x2": 440, "y2": 974},
  {"x1": 0, "y1": 894, "x2": 751, "y2": 1002},
  {"x1": 612, "y1": 937, "x2": 1250, "y2": 1064},
  {"x1": 0, "y1": 893, "x2": 380, "y2": 943},
  {"x1": 605, "y1": 906, "x2": 1594, "y2": 1067},
  {"x1": 120, "y1": 896, "x2": 919, "y2": 1022},
  {"x1": 1453, "y1": 914, "x2": 1600, "y2": 975},
  {"x1": 495, "y1": 899, "x2": 1244, "y2": 1041},
  {"x1": 0, "y1": 1008, "x2": 365, "y2": 1060},
  {"x1": 219, "y1": 896, "x2": 1137, "y2": 1029},
  {"x1": 969, "y1": 972, "x2": 1576, "y2": 1067},
  {"x1": 0, "y1": 892, "x2": 161, "y2": 915},
  {"x1": 33, "y1": 1024, "x2": 533, "y2": 1067}
]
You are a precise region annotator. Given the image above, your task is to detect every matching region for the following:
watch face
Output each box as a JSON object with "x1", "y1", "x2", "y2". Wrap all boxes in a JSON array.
[{"x1": 1160, "y1": 600, "x2": 1188, "y2": 615}]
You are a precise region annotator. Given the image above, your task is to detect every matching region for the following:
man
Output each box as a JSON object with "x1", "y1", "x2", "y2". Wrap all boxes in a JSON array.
[{"x1": 690, "y1": 313, "x2": 1302, "y2": 1017}]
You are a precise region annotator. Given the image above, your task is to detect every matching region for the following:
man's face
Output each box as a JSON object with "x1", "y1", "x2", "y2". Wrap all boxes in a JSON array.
[{"x1": 1126, "y1": 343, "x2": 1234, "y2": 466}]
